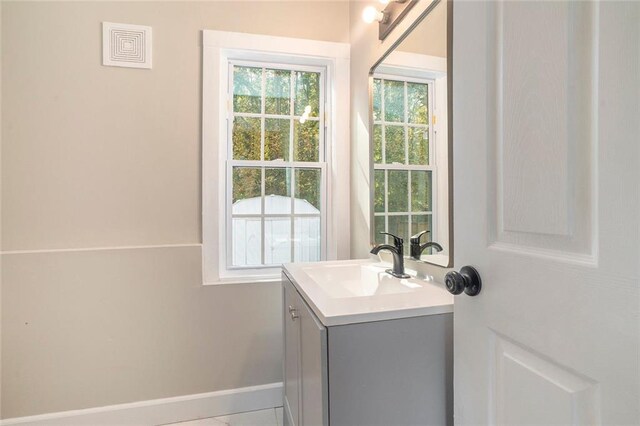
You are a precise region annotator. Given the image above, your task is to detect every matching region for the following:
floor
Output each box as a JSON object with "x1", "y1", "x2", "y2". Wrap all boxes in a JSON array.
[{"x1": 167, "y1": 407, "x2": 284, "y2": 426}]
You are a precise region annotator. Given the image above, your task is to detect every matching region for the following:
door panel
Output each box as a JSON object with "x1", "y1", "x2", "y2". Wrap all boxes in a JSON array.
[
  {"x1": 492, "y1": 333, "x2": 600, "y2": 425},
  {"x1": 487, "y1": 1, "x2": 596, "y2": 257},
  {"x1": 453, "y1": 1, "x2": 639, "y2": 424}
]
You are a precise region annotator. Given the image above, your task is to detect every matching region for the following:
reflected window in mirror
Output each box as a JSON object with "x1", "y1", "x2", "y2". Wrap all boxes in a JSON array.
[
  {"x1": 369, "y1": 0, "x2": 451, "y2": 267},
  {"x1": 373, "y1": 75, "x2": 435, "y2": 252}
]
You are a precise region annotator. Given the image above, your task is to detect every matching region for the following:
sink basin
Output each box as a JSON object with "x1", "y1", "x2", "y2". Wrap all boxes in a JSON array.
[
  {"x1": 300, "y1": 263, "x2": 418, "y2": 298},
  {"x1": 283, "y1": 259, "x2": 454, "y2": 326}
]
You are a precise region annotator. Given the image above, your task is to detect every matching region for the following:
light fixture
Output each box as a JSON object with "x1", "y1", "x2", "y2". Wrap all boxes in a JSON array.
[
  {"x1": 363, "y1": 0, "x2": 417, "y2": 41},
  {"x1": 362, "y1": 6, "x2": 388, "y2": 24}
]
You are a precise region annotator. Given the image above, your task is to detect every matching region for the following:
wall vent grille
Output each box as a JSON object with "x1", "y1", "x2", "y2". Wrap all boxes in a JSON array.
[{"x1": 102, "y1": 22, "x2": 152, "y2": 69}]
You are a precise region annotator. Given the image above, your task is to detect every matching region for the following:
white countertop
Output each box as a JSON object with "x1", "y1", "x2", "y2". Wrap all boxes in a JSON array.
[{"x1": 283, "y1": 259, "x2": 454, "y2": 326}]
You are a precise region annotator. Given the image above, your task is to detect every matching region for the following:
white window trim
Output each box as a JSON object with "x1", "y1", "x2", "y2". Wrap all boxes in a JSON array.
[
  {"x1": 374, "y1": 51, "x2": 450, "y2": 264},
  {"x1": 202, "y1": 30, "x2": 350, "y2": 285}
]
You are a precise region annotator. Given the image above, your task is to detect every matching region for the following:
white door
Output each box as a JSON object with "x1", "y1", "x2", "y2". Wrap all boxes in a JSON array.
[{"x1": 453, "y1": 1, "x2": 639, "y2": 424}]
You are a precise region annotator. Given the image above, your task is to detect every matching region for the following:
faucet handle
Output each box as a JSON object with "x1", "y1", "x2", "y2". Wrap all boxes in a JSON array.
[
  {"x1": 380, "y1": 232, "x2": 404, "y2": 249},
  {"x1": 410, "y1": 230, "x2": 430, "y2": 244}
]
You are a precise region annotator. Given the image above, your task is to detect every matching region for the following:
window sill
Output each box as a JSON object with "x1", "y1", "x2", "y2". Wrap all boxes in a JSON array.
[{"x1": 203, "y1": 275, "x2": 282, "y2": 286}]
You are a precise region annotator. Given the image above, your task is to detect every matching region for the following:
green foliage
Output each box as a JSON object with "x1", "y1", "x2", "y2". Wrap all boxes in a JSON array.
[
  {"x1": 265, "y1": 118, "x2": 290, "y2": 161},
  {"x1": 295, "y1": 169, "x2": 321, "y2": 211},
  {"x1": 374, "y1": 216, "x2": 386, "y2": 244},
  {"x1": 294, "y1": 121, "x2": 319, "y2": 162},
  {"x1": 373, "y1": 124, "x2": 383, "y2": 163},
  {"x1": 374, "y1": 170, "x2": 385, "y2": 213},
  {"x1": 407, "y1": 83, "x2": 429, "y2": 124},
  {"x1": 265, "y1": 168, "x2": 290, "y2": 200},
  {"x1": 295, "y1": 71, "x2": 320, "y2": 117},
  {"x1": 372, "y1": 77, "x2": 432, "y2": 243},
  {"x1": 411, "y1": 171, "x2": 432, "y2": 212},
  {"x1": 388, "y1": 215, "x2": 410, "y2": 245},
  {"x1": 408, "y1": 127, "x2": 429, "y2": 165},
  {"x1": 385, "y1": 125, "x2": 405, "y2": 164},
  {"x1": 388, "y1": 170, "x2": 408, "y2": 212},
  {"x1": 412, "y1": 215, "x2": 432, "y2": 239},
  {"x1": 233, "y1": 117, "x2": 261, "y2": 160},
  {"x1": 233, "y1": 66, "x2": 261, "y2": 113},
  {"x1": 384, "y1": 80, "x2": 404, "y2": 122},
  {"x1": 232, "y1": 167, "x2": 261, "y2": 204},
  {"x1": 231, "y1": 66, "x2": 322, "y2": 214},
  {"x1": 373, "y1": 79, "x2": 381, "y2": 122},
  {"x1": 265, "y1": 69, "x2": 290, "y2": 115}
]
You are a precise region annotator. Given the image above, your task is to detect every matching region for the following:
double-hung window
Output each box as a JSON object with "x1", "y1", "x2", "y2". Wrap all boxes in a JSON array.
[
  {"x1": 202, "y1": 30, "x2": 350, "y2": 285},
  {"x1": 227, "y1": 63, "x2": 326, "y2": 269},
  {"x1": 372, "y1": 75, "x2": 435, "y2": 250}
]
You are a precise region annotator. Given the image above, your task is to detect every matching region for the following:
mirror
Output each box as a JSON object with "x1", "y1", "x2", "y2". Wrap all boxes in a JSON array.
[{"x1": 369, "y1": 0, "x2": 452, "y2": 267}]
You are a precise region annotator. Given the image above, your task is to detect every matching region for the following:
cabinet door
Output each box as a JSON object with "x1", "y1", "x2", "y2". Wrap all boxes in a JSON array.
[
  {"x1": 298, "y1": 297, "x2": 328, "y2": 426},
  {"x1": 283, "y1": 278, "x2": 300, "y2": 426}
]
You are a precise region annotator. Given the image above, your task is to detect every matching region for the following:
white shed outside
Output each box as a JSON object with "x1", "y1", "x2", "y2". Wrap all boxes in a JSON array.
[{"x1": 232, "y1": 195, "x2": 320, "y2": 266}]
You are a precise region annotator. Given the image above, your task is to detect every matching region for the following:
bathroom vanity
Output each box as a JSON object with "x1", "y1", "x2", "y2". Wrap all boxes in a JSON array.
[{"x1": 282, "y1": 260, "x2": 453, "y2": 426}]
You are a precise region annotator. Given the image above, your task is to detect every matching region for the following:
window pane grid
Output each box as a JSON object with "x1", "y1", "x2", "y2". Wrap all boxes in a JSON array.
[
  {"x1": 373, "y1": 168, "x2": 433, "y2": 245},
  {"x1": 228, "y1": 62, "x2": 326, "y2": 269},
  {"x1": 235, "y1": 112, "x2": 321, "y2": 120},
  {"x1": 374, "y1": 120, "x2": 427, "y2": 128},
  {"x1": 373, "y1": 75, "x2": 435, "y2": 246},
  {"x1": 373, "y1": 78, "x2": 430, "y2": 167},
  {"x1": 375, "y1": 212, "x2": 433, "y2": 216},
  {"x1": 233, "y1": 214, "x2": 322, "y2": 218},
  {"x1": 231, "y1": 65, "x2": 324, "y2": 163},
  {"x1": 229, "y1": 164, "x2": 323, "y2": 268}
]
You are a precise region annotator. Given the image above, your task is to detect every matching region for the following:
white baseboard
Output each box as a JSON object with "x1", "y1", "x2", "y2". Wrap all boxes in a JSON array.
[{"x1": 0, "y1": 382, "x2": 283, "y2": 426}]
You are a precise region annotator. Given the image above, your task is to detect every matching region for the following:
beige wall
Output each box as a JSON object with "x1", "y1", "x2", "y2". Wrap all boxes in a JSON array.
[
  {"x1": 1, "y1": 1, "x2": 349, "y2": 418},
  {"x1": 349, "y1": 0, "x2": 377, "y2": 261},
  {"x1": 396, "y1": 0, "x2": 446, "y2": 57}
]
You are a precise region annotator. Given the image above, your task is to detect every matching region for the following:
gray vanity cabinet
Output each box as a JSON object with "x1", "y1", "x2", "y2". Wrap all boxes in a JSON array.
[
  {"x1": 282, "y1": 272, "x2": 453, "y2": 426},
  {"x1": 283, "y1": 274, "x2": 328, "y2": 426}
]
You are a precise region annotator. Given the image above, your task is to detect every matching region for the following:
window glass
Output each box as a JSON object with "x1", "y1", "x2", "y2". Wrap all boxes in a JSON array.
[
  {"x1": 294, "y1": 71, "x2": 320, "y2": 117},
  {"x1": 232, "y1": 117, "x2": 261, "y2": 161},
  {"x1": 373, "y1": 124, "x2": 383, "y2": 164},
  {"x1": 265, "y1": 69, "x2": 291, "y2": 115},
  {"x1": 411, "y1": 170, "x2": 432, "y2": 212},
  {"x1": 408, "y1": 127, "x2": 429, "y2": 165},
  {"x1": 233, "y1": 66, "x2": 262, "y2": 113},
  {"x1": 232, "y1": 167, "x2": 261, "y2": 215},
  {"x1": 295, "y1": 168, "x2": 321, "y2": 212},
  {"x1": 265, "y1": 168, "x2": 291, "y2": 214},
  {"x1": 385, "y1": 125, "x2": 405, "y2": 164},
  {"x1": 407, "y1": 82, "x2": 428, "y2": 124},
  {"x1": 383, "y1": 79, "x2": 404, "y2": 123},
  {"x1": 229, "y1": 63, "x2": 324, "y2": 268},
  {"x1": 373, "y1": 79, "x2": 382, "y2": 122},
  {"x1": 373, "y1": 76, "x2": 434, "y2": 245},
  {"x1": 388, "y1": 170, "x2": 408, "y2": 212},
  {"x1": 264, "y1": 118, "x2": 290, "y2": 161},
  {"x1": 294, "y1": 120, "x2": 320, "y2": 162}
]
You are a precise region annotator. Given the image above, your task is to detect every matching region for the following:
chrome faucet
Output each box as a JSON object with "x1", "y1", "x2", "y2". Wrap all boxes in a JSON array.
[
  {"x1": 409, "y1": 230, "x2": 443, "y2": 260},
  {"x1": 370, "y1": 232, "x2": 410, "y2": 278}
]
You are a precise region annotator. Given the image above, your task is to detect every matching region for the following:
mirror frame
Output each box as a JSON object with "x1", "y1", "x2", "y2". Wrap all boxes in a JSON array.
[{"x1": 368, "y1": 0, "x2": 454, "y2": 268}]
